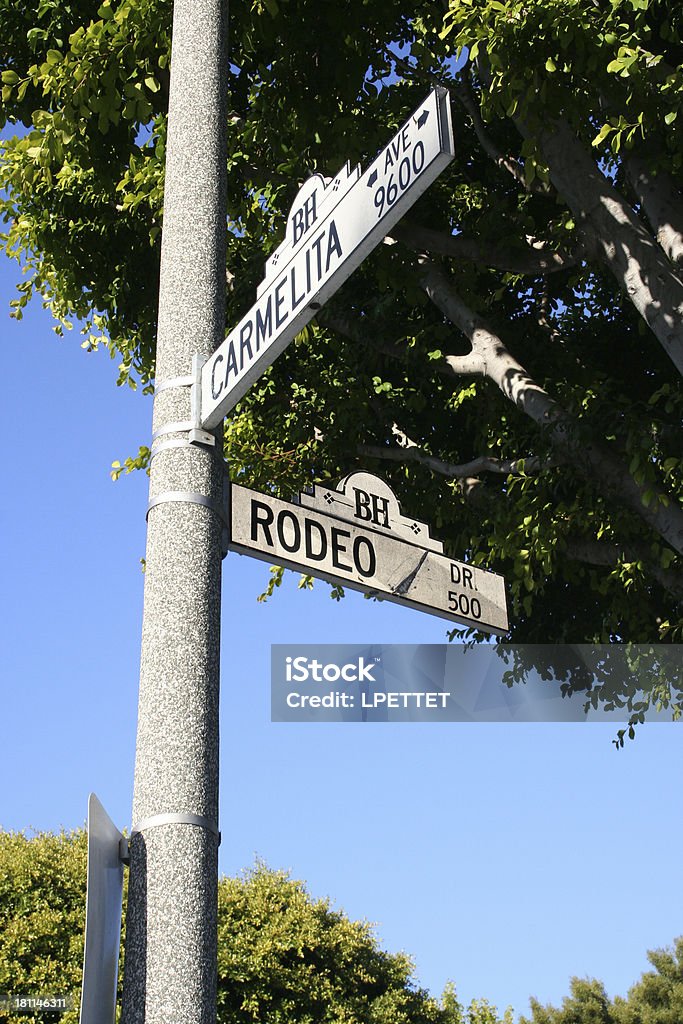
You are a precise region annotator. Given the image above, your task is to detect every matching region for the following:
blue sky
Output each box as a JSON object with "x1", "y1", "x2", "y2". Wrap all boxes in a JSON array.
[{"x1": 1, "y1": 250, "x2": 682, "y2": 1019}]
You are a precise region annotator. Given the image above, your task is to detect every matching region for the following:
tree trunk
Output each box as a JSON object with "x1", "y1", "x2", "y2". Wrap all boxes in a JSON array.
[
  {"x1": 623, "y1": 153, "x2": 683, "y2": 268},
  {"x1": 532, "y1": 118, "x2": 683, "y2": 376}
]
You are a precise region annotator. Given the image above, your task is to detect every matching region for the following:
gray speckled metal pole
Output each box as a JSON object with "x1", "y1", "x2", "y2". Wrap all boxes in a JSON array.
[{"x1": 120, "y1": 2, "x2": 228, "y2": 1022}]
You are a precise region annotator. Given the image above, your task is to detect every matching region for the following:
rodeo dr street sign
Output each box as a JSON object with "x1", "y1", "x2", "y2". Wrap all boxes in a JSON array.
[
  {"x1": 201, "y1": 87, "x2": 454, "y2": 427},
  {"x1": 228, "y1": 472, "x2": 508, "y2": 635}
]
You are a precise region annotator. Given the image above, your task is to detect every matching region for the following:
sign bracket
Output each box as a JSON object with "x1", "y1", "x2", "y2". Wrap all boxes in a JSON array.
[
  {"x1": 118, "y1": 837, "x2": 130, "y2": 866},
  {"x1": 150, "y1": 354, "x2": 216, "y2": 454},
  {"x1": 189, "y1": 353, "x2": 215, "y2": 447}
]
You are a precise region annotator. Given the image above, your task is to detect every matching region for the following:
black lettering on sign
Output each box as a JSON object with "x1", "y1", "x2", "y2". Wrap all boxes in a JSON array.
[
  {"x1": 374, "y1": 140, "x2": 428, "y2": 221},
  {"x1": 240, "y1": 321, "x2": 253, "y2": 369},
  {"x1": 211, "y1": 353, "x2": 224, "y2": 400},
  {"x1": 399, "y1": 156, "x2": 410, "y2": 190},
  {"x1": 255, "y1": 297, "x2": 273, "y2": 351},
  {"x1": 325, "y1": 220, "x2": 343, "y2": 272},
  {"x1": 354, "y1": 489, "x2": 372, "y2": 522},
  {"x1": 304, "y1": 519, "x2": 327, "y2": 561},
  {"x1": 251, "y1": 500, "x2": 274, "y2": 545},
  {"x1": 224, "y1": 340, "x2": 238, "y2": 382},
  {"x1": 330, "y1": 526, "x2": 352, "y2": 571},
  {"x1": 292, "y1": 192, "x2": 318, "y2": 245},
  {"x1": 311, "y1": 232, "x2": 325, "y2": 280},
  {"x1": 246, "y1": 500, "x2": 379, "y2": 580},
  {"x1": 353, "y1": 536, "x2": 376, "y2": 578},
  {"x1": 353, "y1": 488, "x2": 389, "y2": 528},
  {"x1": 291, "y1": 264, "x2": 306, "y2": 310},
  {"x1": 373, "y1": 495, "x2": 389, "y2": 527},
  {"x1": 448, "y1": 590, "x2": 482, "y2": 620},
  {"x1": 304, "y1": 248, "x2": 312, "y2": 293},
  {"x1": 276, "y1": 509, "x2": 301, "y2": 552},
  {"x1": 384, "y1": 126, "x2": 412, "y2": 173},
  {"x1": 450, "y1": 563, "x2": 475, "y2": 590},
  {"x1": 274, "y1": 278, "x2": 289, "y2": 329}
]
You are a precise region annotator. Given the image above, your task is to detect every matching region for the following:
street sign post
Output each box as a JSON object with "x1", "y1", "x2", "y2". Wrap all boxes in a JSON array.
[
  {"x1": 228, "y1": 472, "x2": 508, "y2": 635},
  {"x1": 200, "y1": 87, "x2": 454, "y2": 427},
  {"x1": 121, "y1": 1, "x2": 227, "y2": 1021}
]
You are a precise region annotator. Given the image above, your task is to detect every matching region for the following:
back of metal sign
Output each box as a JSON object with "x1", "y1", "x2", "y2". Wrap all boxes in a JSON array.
[{"x1": 79, "y1": 793, "x2": 124, "y2": 1024}]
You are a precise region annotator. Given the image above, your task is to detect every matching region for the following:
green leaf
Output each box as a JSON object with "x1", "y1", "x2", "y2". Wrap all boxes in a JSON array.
[
  {"x1": 1, "y1": 69, "x2": 19, "y2": 85},
  {"x1": 592, "y1": 123, "x2": 612, "y2": 147}
]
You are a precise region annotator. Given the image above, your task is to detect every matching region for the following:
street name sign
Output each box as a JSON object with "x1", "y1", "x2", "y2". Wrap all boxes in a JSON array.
[
  {"x1": 228, "y1": 472, "x2": 508, "y2": 635},
  {"x1": 201, "y1": 87, "x2": 454, "y2": 427}
]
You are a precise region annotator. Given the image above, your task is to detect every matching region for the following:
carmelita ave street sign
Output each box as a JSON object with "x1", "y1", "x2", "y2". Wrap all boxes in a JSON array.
[
  {"x1": 228, "y1": 472, "x2": 508, "y2": 635},
  {"x1": 201, "y1": 87, "x2": 454, "y2": 428}
]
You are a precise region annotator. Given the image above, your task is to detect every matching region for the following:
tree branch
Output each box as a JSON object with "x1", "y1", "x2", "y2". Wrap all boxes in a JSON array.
[
  {"x1": 419, "y1": 257, "x2": 563, "y2": 423},
  {"x1": 453, "y1": 77, "x2": 550, "y2": 195},
  {"x1": 565, "y1": 537, "x2": 683, "y2": 603},
  {"x1": 391, "y1": 221, "x2": 582, "y2": 275},
  {"x1": 380, "y1": 47, "x2": 449, "y2": 91},
  {"x1": 316, "y1": 309, "x2": 428, "y2": 370},
  {"x1": 318, "y1": 308, "x2": 481, "y2": 379},
  {"x1": 416, "y1": 258, "x2": 683, "y2": 556},
  {"x1": 358, "y1": 442, "x2": 552, "y2": 479}
]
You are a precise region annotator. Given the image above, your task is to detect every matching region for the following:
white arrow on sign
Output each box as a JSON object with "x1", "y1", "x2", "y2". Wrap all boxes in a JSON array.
[
  {"x1": 228, "y1": 472, "x2": 509, "y2": 635},
  {"x1": 201, "y1": 87, "x2": 454, "y2": 428}
]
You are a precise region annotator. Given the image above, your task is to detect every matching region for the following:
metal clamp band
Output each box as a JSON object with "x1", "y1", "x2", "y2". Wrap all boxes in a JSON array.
[
  {"x1": 149, "y1": 438, "x2": 196, "y2": 459},
  {"x1": 151, "y1": 420, "x2": 196, "y2": 443},
  {"x1": 152, "y1": 422, "x2": 216, "y2": 450},
  {"x1": 146, "y1": 490, "x2": 227, "y2": 528},
  {"x1": 154, "y1": 374, "x2": 195, "y2": 396},
  {"x1": 131, "y1": 812, "x2": 220, "y2": 842}
]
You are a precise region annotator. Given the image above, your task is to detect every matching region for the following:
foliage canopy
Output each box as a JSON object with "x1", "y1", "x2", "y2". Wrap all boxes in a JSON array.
[
  {"x1": 1, "y1": 0, "x2": 682, "y2": 649},
  {"x1": 520, "y1": 938, "x2": 683, "y2": 1024},
  {"x1": 0, "y1": 829, "x2": 510, "y2": 1024},
  {"x1": 1, "y1": 830, "x2": 682, "y2": 1023}
]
